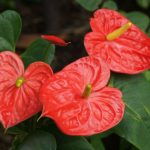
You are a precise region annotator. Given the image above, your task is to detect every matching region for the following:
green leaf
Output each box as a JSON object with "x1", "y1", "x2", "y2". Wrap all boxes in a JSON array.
[
  {"x1": 0, "y1": 37, "x2": 13, "y2": 51},
  {"x1": 143, "y1": 70, "x2": 150, "y2": 82},
  {"x1": 136, "y1": 0, "x2": 150, "y2": 9},
  {"x1": 0, "y1": 16, "x2": 14, "y2": 49},
  {"x1": 57, "y1": 136, "x2": 94, "y2": 150},
  {"x1": 102, "y1": 1, "x2": 118, "y2": 10},
  {"x1": 147, "y1": 27, "x2": 150, "y2": 36},
  {"x1": 76, "y1": 0, "x2": 102, "y2": 11},
  {"x1": 1, "y1": 10, "x2": 22, "y2": 43},
  {"x1": 113, "y1": 74, "x2": 150, "y2": 150},
  {"x1": 21, "y1": 38, "x2": 55, "y2": 67},
  {"x1": 126, "y1": 11, "x2": 150, "y2": 31},
  {"x1": 90, "y1": 134, "x2": 105, "y2": 150},
  {"x1": 18, "y1": 131, "x2": 56, "y2": 150},
  {"x1": 119, "y1": 138, "x2": 139, "y2": 150},
  {"x1": 11, "y1": 134, "x2": 28, "y2": 150},
  {"x1": 97, "y1": 129, "x2": 113, "y2": 138},
  {"x1": 43, "y1": 123, "x2": 94, "y2": 150},
  {"x1": 7, "y1": 126, "x2": 28, "y2": 135},
  {"x1": 0, "y1": 10, "x2": 21, "y2": 51}
]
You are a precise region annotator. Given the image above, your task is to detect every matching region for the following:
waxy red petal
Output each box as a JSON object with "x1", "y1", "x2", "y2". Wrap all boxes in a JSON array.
[
  {"x1": 84, "y1": 9, "x2": 150, "y2": 74},
  {"x1": 63, "y1": 56, "x2": 110, "y2": 90},
  {"x1": 40, "y1": 56, "x2": 125, "y2": 135},
  {"x1": 0, "y1": 51, "x2": 53, "y2": 128},
  {"x1": 41, "y1": 35, "x2": 70, "y2": 46}
]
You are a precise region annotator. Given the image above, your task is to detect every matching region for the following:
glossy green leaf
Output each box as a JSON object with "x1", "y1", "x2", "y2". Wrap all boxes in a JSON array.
[
  {"x1": 0, "y1": 10, "x2": 21, "y2": 51},
  {"x1": 76, "y1": 0, "x2": 102, "y2": 11},
  {"x1": 90, "y1": 134, "x2": 105, "y2": 150},
  {"x1": 102, "y1": 1, "x2": 118, "y2": 10},
  {"x1": 52, "y1": 126, "x2": 94, "y2": 150},
  {"x1": 0, "y1": 37, "x2": 13, "y2": 51},
  {"x1": 1, "y1": 10, "x2": 22, "y2": 42},
  {"x1": 21, "y1": 38, "x2": 55, "y2": 67},
  {"x1": 44, "y1": 123, "x2": 94, "y2": 150},
  {"x1": 126, "y1": 11, "x2": 150, "y2": 31},
  {"x1": 18, "y1": 131, "x2": 56, "y2": 150},
  {"x1": 136, "y1": 0, "x2": 150, "y2": 9},
  {"x1": 57, "y1": 136, "x2": 94, "y2": 150},
  {"x1": 113, "y1": 74, "x2": 150, "y2": 150},
  {"x1": 97, "y1": 129, "x2": 113, "y2": 139}
]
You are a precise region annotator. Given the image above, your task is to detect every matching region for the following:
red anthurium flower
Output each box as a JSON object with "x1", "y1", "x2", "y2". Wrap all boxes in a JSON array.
[
  {"x1": 84, "y1": 9, "x2": 150, "y2": 74},
  {"x1": 39, "y1": 56, "x2": 125, "y2": 136},
  {"x1": 0, "y1": 51, "x2": 53, "y2": 128},
  {"x1": 41, "y1": 35, "x2": 70, "y2": 46}
]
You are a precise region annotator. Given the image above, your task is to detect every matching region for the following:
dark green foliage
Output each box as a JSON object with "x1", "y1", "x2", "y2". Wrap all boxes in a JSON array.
[
  {"x1": 21, "y1": 38, "x2": 55, "y2": 67},
  {"x1": 0, "y1": 10, "x2": 21, "y2": 51}
]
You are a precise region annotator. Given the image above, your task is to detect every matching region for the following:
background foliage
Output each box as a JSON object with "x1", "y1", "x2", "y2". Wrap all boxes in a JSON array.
[{"x1": 0, "y1": 0, "x2": 150, "y2": 150}]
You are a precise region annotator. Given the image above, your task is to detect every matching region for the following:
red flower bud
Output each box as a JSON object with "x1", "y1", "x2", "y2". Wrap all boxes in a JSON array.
[{"x1": 41, "y1": 35, "x2": 70, "y2": 46}]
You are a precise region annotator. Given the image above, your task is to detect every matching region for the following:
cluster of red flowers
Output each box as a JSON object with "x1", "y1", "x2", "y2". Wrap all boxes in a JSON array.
[{"x1": 0, "y1": 9, "x2": 150, "y2": 136}]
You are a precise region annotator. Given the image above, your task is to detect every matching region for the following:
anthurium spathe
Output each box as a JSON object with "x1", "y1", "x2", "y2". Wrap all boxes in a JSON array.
[
  {"x1": 0, "y1": 51, "x2": 53, "y2": 128},
  {"x1": 41, "y1": 35, "x2": 70, "y2": 46},
  {"x1": 84, "y1": 9, "x2": 150, "y2": 74},
  {"x1": 39, "y1": 56, "x2": 125, "y2": 136}
]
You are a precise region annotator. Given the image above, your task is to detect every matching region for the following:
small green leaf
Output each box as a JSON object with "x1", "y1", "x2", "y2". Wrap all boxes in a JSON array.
[
  {"x1": 136, "y1": 0, "x2": 150, "y2": 9},
  {"x1": 21, "y1": 38, "x2": 55, "y2": 67},
  {"x1": 91, "y1": 134, "x2": 105, "y2": 150},
  {"x1": 113, "y1": 74, "x2": 150, "y2": 150},
  {"x1": 76, "y1": 0, "x2": 102, "y2": 11},
  {"x1": 0, "y1": 10, "x2": 21, "y2": 51},
  {"x1": 126, "y1": 11, "x2": 150, "y2": 31},
  {"x1": 1, "y1": 10, "x2": 22, "y2": 43},
  {"x1": 102, "y1": 1, "x2": 118, "y2": 10},
  {"x1": 18, "y1": 131, "x2": 56, "y2": 150},
  {"x1": 0, "y1": 17, "x2": 14, "y2": 48}
]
